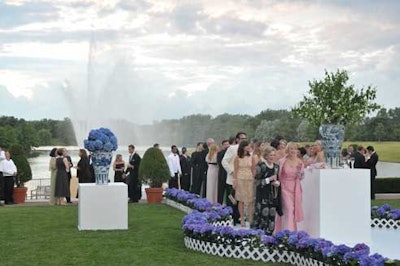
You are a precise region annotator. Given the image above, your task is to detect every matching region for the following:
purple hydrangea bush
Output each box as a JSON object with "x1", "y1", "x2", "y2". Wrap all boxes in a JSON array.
[
  {"x1": 168, "y1": 188, "x2": 392, "y2": 265},
  {"x1": 165, "y1": 188, "x2": 232, "y2": 221},
  {"x1": 371, "y1": 204, "x2": 400, "y2": 221}
]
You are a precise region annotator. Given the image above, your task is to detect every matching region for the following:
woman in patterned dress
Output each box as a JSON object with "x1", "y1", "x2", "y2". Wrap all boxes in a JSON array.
[
  {"x1": 251, "y1": 146, "x2": 282, "y2": 235},
  {"x1": 233, "y1": 140, "x2": 254, "y2": 227}
]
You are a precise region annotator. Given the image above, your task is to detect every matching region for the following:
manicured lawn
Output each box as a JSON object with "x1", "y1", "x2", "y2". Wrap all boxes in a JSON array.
[
  {"x1": 2, "y1": 201, "x2": 399, "y2": 265},
  {"x1": 299, "y1": 141, "x2": 400, "y2": 163},
  {"x1": 0, "y1": 204, "x2": 287, "y2": 266},
  {"x1": 372, "y1": 199, "x2": 400, "y2": 209},
  {"x1": 342, "y1": 141, "x2": 400, "y2": 163}
]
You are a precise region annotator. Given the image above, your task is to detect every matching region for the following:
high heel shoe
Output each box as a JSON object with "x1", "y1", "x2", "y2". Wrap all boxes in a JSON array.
[{"x1": 240, "y1": 217, "x2": 245, "y2": 227}]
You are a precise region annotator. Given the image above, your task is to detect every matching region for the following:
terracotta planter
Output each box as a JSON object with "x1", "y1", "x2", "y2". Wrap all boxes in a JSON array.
[
  {"x1": 145, "y1": 187, "x2": 164, "y2": 203},
  {"x1": 13, "y1": 187, "x2": 28, "y2": 204}
]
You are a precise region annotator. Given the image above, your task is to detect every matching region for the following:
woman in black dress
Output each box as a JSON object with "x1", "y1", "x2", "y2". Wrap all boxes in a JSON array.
[
  {"x1": 112, "y1": 154, "x2": 125, "y2": 182},
  {"x1": 54, "y1": 148, "x2": 70, "y2": 205},
  {"x1": 190, "y1": 143, "x2": 204, "y2": 195},
  {"x1": 77, "y1": 149, "x2": 92, "y2": 184},
  {"x1": 76, "y1": 149, "x2": 92, "y2": 198},
  {"x1": 251, "y1": 146, "x2": 282, "y2": 235}
]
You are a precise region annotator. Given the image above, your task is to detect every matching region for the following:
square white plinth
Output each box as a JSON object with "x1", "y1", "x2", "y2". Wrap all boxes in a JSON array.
[
  {"x1": 298, "y1": 169, "x2": 371, "y2": 246},
  {"x1": 78, "y1": 183, "x2": 128, "y2": 230}
]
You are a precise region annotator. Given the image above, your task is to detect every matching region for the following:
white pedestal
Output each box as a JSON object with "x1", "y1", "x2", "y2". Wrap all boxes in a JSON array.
[
  {"x1": 78, "y1": 183, "x2": 128, "y2": 230},
  {"x1": 298, "y1": 169, "x2": 371, "y2": 246}
]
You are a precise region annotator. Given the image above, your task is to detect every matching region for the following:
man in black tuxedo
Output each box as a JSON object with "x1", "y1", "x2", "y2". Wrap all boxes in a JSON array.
[
  {"x1": 366, "y1": 146, "x2": 379, "y2": 200},
  {"x1": 179, "y1": 147, "x2": 191, "y2": 191},
  {"x1": 216, "y1": 138, "x2": 232, "y2": 204},
  {"x1": 65, "y1": 152, "x2": 73, "y2": 203},
  {"x1": 125, "y1": 144, "x2": 141, "y2": 203},
  {"x1": 190, "y1": 142, "x2": 203, "y2": 195},
  {"x1": 353, "y1": 145, "x2": 368, "y2": 169}
]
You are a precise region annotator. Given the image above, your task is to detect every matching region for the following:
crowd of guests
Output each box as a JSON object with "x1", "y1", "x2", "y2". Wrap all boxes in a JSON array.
[
  {"x1": 163, "y1": 132, "x2": 379, "y2": 236},
  {"x1": 47, "y1": 147, "x2": 92, "y2": 205},
  {"x1": 342, "y1": 144, "x2": 379, "y2": 199},
  {"x1": 1, "y1": 137, "x2": 378, "y2": 213}
]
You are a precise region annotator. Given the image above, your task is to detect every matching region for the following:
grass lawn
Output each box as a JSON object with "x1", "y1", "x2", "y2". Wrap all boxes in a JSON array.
[
  {"x1": 0, "y1": 204, "x2": 287, "y2": 266},
  {"x1": 2, "y1": 201, "x2": 399, "y2": 265},
  {"x1": 342, "y1": 141, "x2": 400, "y2": 163},
  {"x1": 299, "y1": 141, "x2": 400, "y2": 163},
  {"x1": 372, "y1": 199, "x2": 400, "y2": 209}
]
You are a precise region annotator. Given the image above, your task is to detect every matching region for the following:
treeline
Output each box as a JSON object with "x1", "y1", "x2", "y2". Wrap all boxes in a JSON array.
[
  {"x1": 1, "y1": 107, "x2": 400, "y2": 150},
  {"x1": 138, "y1": 107, "x2": 400, "y2": 146},
  {"x1": 0, "y1": 116, "x2": 76, "y2": 152}
]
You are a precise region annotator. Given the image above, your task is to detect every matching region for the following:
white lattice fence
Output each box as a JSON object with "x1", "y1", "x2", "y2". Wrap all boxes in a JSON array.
[
  {"x1": 167, "y1": 198, "x2": 331, "y2": 265},
  {"x1": 212, "y1": 220, "x2": 233, "y2": 227},
  {"x1": 371, "y1": 218, "x2": 400, "y2": 229},
  {"x1": 184, "y1": 237, "x2": 329, "y2": 266},
  {"x1": 165, "y1": 198, "x2": 193, "y2": 214}
]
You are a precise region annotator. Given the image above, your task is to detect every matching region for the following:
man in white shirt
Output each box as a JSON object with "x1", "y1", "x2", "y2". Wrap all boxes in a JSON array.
[
  {"x1": 222, "y1": 131, "x2": 247, "y2": 225},
  {"x1": 1, "y1": 151, "x2": 17, "y2": 205},
  {"x1": 0, "y1": 145, "x2": 5, "y2": 205},
  {"x1": 167, "y1": 145, "x2": 182, "y2": 189}
]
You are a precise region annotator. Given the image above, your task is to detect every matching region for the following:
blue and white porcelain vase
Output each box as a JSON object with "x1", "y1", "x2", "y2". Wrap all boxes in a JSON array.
[
  {"x1": 91, "y1": 150, "x2": 113, "y2": 185},
  {"x1": 319, "y1": 124, "x2": 345, "y2": 168}
]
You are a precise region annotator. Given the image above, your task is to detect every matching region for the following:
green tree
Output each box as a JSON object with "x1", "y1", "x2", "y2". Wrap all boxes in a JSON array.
[
  {"x1": 37, "y1": 129, "x2": 52, "y2": 145},
  {"x1": 0, "y1": 126, "x2": 18, "y2": 148},
  {"x1": 138, "y1": 147, "x2": 170, "y2": 188},
  {"x1": 10, "y1": 145, "x2": 32, "y2": 187},
  {"x1": 291, "y1": 69, "x2": 381, "y2": 126},
  {"x1": 374, "y1": 122, "x2": 385, "y2": 142},
  {"x1": 254, "y1": 120, "x2": 279, "y2": 142}
]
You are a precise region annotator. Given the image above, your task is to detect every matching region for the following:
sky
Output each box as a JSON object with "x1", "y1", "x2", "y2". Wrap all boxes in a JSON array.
[{"x1": 0, "y1": 0, "x2": 399, "y2": 125}]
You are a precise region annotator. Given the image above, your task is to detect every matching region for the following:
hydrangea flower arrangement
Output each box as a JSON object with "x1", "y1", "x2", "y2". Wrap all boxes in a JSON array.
[
  {"x1": 165, "y1": 188, "x2": 232, "y2": 221},
  {"x1": 167, "y1": 188, "x2": 393, "y2": 265},
  {"x1": 371, "y1": 204, "x2": 400, "y2": 220},
  {"x1": 83, "y1": 127, "x2": 118, "y2": 152}
]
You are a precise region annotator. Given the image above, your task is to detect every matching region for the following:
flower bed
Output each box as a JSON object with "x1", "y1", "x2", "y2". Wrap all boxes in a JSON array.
[
  {"x1": 165, "y1": 188, "x2": 389, "y2": 266},
  {"x1": 371, "y1": 204, "x2": 400, "y2": 230}
]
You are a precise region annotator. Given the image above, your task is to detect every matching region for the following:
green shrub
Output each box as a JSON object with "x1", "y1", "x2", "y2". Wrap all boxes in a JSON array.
[
  {"x1": 9, "y1": 145, "x2": 32, "y2": 187},
  {"x1": 138, "y1": 147, "x2": 170, "y2": 188},
  {"x1": 376, "y1": 178, "x2": 400, "y2": 193}
]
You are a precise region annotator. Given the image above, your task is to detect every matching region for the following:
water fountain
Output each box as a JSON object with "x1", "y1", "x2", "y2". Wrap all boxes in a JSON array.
[{"x1": 63, "y1": 31, "x2": 147, "y2": 147}]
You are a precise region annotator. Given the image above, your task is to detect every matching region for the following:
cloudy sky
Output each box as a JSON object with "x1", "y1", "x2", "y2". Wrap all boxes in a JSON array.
[{"x1": 0, "y1": 0, "x2": 399, "y2": 125}]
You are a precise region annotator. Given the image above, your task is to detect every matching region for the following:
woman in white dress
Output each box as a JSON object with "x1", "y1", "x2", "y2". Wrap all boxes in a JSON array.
[{"x1": 205, "y1": 144, "x2": 219, "y2": 203}]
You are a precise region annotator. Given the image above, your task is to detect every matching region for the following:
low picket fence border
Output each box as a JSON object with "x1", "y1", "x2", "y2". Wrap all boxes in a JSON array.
[{"x1": 165, "y1": 199, "x2": 331, "y2": 266}]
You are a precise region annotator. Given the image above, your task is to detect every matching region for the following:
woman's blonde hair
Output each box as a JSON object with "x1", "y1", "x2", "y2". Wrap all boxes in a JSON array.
[
  {"x1": 207, "y1": 144, "x2": 219, "y2": 160},
  {"x1": 262, "y1": 145, "x2": 276, "y2": 158},
  {"x1": 285, "y1": 142, "x2": 299, "y2": 153}
]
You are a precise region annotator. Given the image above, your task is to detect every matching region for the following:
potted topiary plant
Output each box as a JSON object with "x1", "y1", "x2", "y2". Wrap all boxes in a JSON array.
[
  {"x1": 291, "y1": 69, "x2": 381, "y2": 168},
  {"x1": 138, "y1": 147, "x2": 170, "y2": 203},
  {"x1": 10, "y1": 145, "x2": 32, "y2": 203}
]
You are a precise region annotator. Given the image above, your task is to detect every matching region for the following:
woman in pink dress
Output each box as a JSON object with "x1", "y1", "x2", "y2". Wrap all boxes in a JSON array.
[{"x1": 275, "y1": 142, "x2": 305, "y2": 232}]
